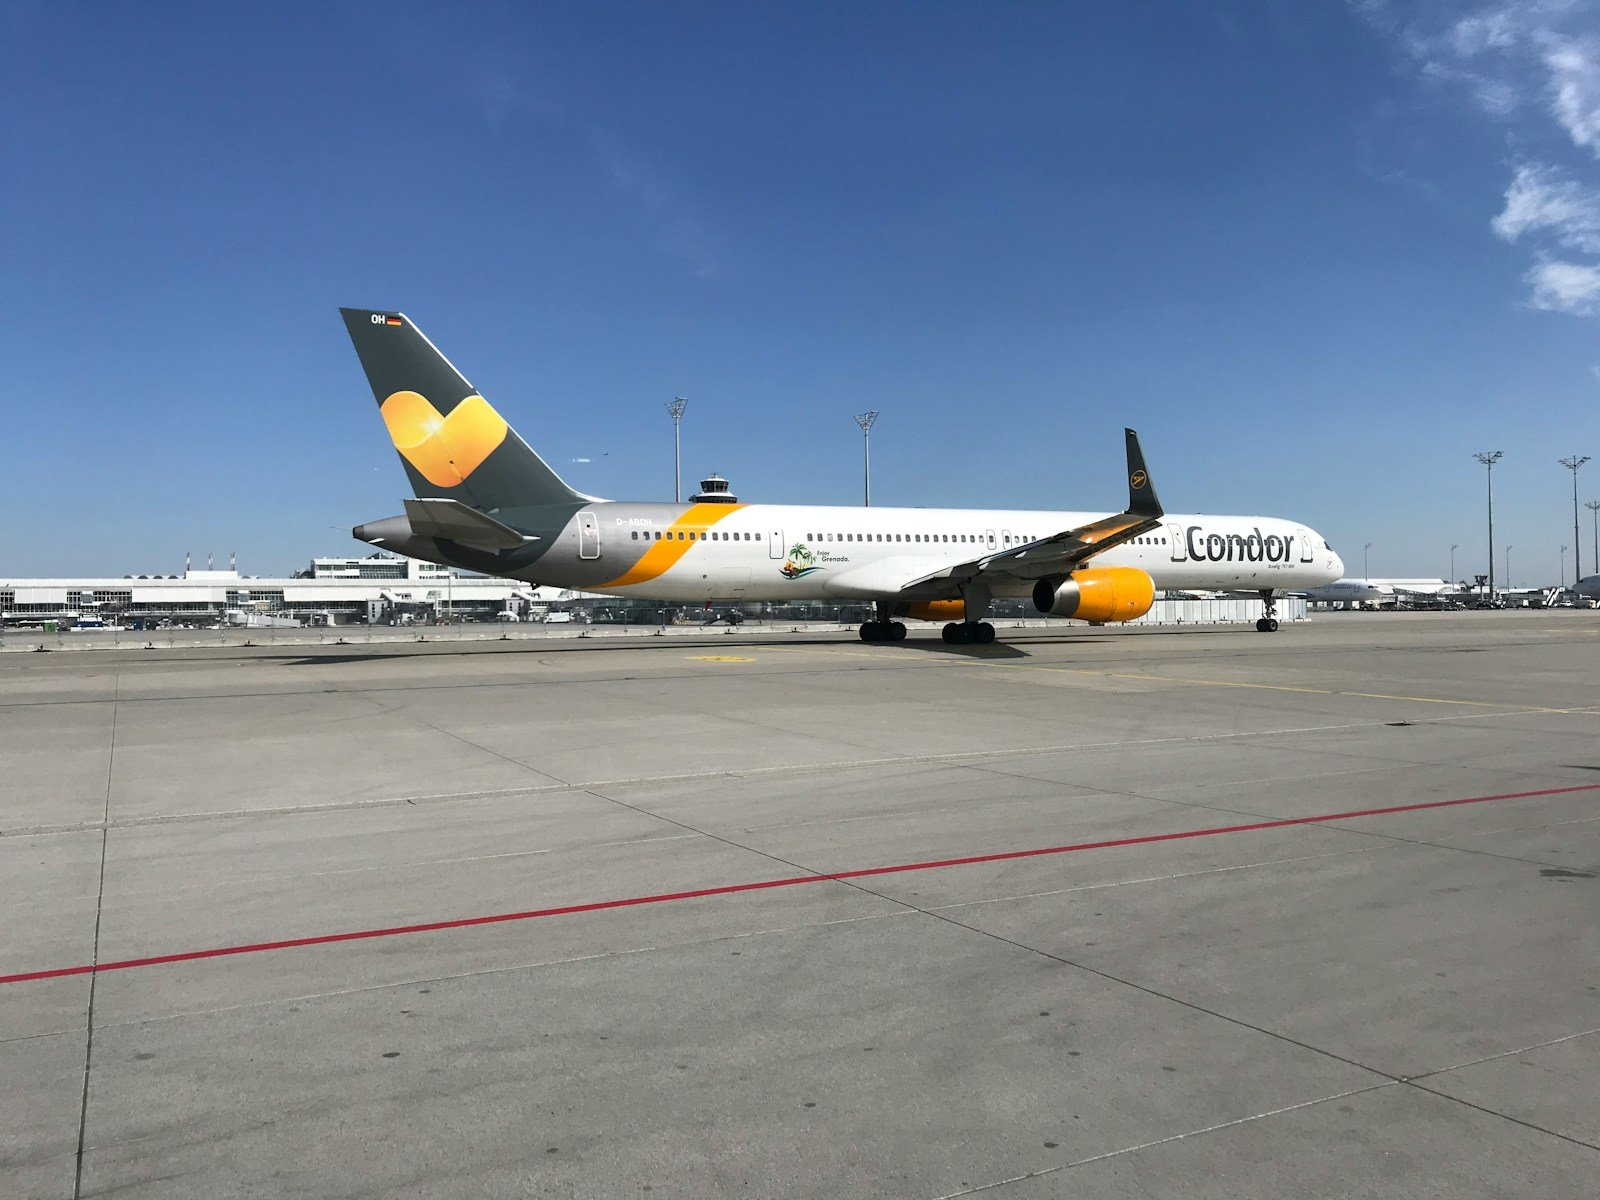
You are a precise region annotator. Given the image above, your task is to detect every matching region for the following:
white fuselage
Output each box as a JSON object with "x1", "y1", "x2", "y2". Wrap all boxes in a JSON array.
[{"x1": 561, "y1": 504, "x2": 1344, "y2": 603}]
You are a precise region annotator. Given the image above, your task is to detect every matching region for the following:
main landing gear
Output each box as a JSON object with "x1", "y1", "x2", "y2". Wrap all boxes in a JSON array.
[
  {"x1": 1255, "y1": 589, "x2": 1280, "y2": 633},
  {"x1": 941, "y1": 581, "x2": 998, "y2": 645},
  {"x1": 942, "y1": 621, "x2": 996, "y2": 645},
  {"x1": 859, "y1": 620, "x2": 907, "y2": 643}
]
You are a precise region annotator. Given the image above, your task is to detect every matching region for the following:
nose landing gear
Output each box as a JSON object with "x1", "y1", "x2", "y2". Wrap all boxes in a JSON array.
[{"x1": 1256, "y1": 590, "x2": 1280, "y2": 633}]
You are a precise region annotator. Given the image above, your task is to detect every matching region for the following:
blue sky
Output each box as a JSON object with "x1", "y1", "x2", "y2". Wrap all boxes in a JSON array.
[{"x1": 3, "y1": 2, "x2": 1598, "y2": 583}]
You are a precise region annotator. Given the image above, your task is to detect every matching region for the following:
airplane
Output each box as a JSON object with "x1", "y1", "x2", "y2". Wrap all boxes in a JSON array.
[
  {"x1": 1301, "y1": 579, "x2": 1388, "y2": 608},
  {"x1": 341, "y1": 309, "x2": 1344, "y2": 645},
  {"x1": 1302, "y1": 577, "x2": 1453, "y2": 609},
  {"x1": 1576, "y1": 575, "x2": 1600, "y2": 601}
]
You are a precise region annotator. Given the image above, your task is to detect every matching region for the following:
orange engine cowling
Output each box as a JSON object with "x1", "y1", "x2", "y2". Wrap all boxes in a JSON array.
[
  {"x1": 904, "y1": 600, "x2": 967, "y2": 623},
  {"x1": 1032, "y1": 567, "x2": 1155, "y2": 623}
]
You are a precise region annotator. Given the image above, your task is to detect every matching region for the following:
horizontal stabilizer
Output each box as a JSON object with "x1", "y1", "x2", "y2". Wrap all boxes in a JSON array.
[{"x1": 402, "y1": 498, "x2": 536, "y2": 552}]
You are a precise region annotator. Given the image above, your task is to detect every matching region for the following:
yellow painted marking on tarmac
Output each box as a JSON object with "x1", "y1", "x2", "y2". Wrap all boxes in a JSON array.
[
  {"x1": 761, "y1": 643, "x2": 1588, "y2": 709},
  {"x1": 763, "y1": 645, "x2": 939, "y2": 661},
  {"x1": 961, "y1": 661, "x2": 1572, "y2": 713},
  {"x1": 686, "y1": 655, "x2": 756, "y2": 663}
]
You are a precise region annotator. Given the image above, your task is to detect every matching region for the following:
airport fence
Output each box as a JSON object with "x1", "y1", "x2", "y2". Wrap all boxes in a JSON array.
[{"x1": 0, "y1": 596, "x2": 1306, "y2": 654}]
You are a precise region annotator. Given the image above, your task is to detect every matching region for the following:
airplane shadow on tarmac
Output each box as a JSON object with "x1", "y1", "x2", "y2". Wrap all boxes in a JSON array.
[
  {"x1": 266, "y1": 632, "x2": 1119, "y2": 667},
  {"x1": 258, "y1": 621, "x2": 1271, "y2": 668}
]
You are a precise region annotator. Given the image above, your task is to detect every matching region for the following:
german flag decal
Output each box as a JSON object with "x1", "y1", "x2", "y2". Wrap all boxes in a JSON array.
[{"x1": 385, "y1": 316, "x2": 403, "y2": 327}]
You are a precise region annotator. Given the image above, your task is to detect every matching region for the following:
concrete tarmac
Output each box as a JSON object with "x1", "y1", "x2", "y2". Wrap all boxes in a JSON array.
[{"x1": 2, "y1": 610, "x2": 1598, "y2": 1198}]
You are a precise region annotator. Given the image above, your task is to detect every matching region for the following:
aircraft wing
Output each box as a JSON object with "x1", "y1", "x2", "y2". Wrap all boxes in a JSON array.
[{"x1": 900, "y1": 429, "x2": 1164, "y2": 591}]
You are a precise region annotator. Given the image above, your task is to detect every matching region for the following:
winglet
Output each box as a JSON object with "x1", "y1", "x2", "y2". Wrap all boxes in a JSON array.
[{"x1": 1125, "y1": 429, "x2": 1163, "y2": 518}]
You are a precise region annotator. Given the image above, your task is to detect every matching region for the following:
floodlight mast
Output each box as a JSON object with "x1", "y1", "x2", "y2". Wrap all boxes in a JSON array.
[
  {"x1": 1450, "y1": 543, "x2": 1459, "y2": 587},
  {"x1": 1474, "y1": 452, "x2": 1503, "y2": 600},
  {"x1": 1586, "y1": 500, "x2": 1600, "y2": 574},
  {"x1": 666, "y1": 397, "x2": 688, "y2": 503},
  {"x1": 855, "y1": 411, "x2": 880, "y2": 506},
  {"x1": 1559, "y1": 456, "x2": 1590, "y2": 578}
]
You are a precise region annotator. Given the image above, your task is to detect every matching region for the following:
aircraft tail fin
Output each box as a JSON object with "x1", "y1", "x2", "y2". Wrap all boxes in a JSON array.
[{"x1": 340, "y1": 308, "x2": 591, "y2": 511}]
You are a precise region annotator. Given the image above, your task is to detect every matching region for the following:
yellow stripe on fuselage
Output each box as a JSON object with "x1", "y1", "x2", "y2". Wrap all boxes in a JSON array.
[{"x1": 597, "y1": 503, "x2": 748, "y2": 588}]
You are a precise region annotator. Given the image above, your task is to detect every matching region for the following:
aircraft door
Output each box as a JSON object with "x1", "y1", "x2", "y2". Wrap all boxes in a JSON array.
[
  {"x1": 578, "y1": 511, "x2": 600, "y2": 560},
  {"x1": 1298, "y1": 529, "x2": 1314, "y2": 563},
  {"x1": 1002, "y1": 528, "x2": 1014, "y2": 548},
  {"x1": 1168, "y1": 523, "x2": 1187, "y2": 561},
  {"x1": 768, "y1": 529, "x2": 785, "y2": 559},
  {"x1": 985, "y1": 528, "x2": 996, "y2": 550}
]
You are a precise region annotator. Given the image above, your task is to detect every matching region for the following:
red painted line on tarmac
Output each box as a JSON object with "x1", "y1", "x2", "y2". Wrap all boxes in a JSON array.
[{"x1": 4, "y1": 782, "x2": 1596, "y2": 987}]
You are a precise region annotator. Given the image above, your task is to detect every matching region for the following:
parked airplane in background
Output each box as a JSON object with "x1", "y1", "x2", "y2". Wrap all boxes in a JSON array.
[
  {"x1": 1303, "y1": 579, "x2": 1387, "y2": 607},
  {"x1": 1576, "y1": 575, "x2": 1600, "y2": 601},
  {"x1": 341, "y1": 310, "x2": 1344, "y2": 644},
  {"x1": 1303, "y1": 578, "x2": 1453, "y2": 608}
]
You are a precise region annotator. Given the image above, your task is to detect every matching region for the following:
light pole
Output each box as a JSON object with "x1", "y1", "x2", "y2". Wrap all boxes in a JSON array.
[
  {"x1": 1363, "y1": 542, "x2": 1372, "y2": 579},
  {"x1": 666, "y1": 397, "x2": 688, "y2": 503},
  {"x1": 1449, "y1": 543, "x2": 1459, "y2": 587},
  {"x1": 1505, "y1": 545, "x2": 1512, "y2": 591},
  {"x1": 1560, "y1": 545, "x2": 1568, "y2": 590},
  {"x1": 1474, "y1": 451, "x2": 1504, "y2": 600},
  {"x1": 854, "y1": 411, "x2": 879, "y2": 506},
  {"x1": 1586, "y1": 500, "x2": 1600, "y2": 577},
  {"x1": 1559, "y1": 456, "x2": 1590, "y2": 577}
]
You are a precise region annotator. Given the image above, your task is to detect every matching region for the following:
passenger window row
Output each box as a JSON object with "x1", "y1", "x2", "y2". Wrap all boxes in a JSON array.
[
  {"x1": 628, "y1": 530, "x2": 762, "y2": 541},
  {"x1": 623, "y1": 529, "x2": 1171, "y2": 546},
  {"x1": 801, "y1": 532, "x2": 1036, "y2": 545}
]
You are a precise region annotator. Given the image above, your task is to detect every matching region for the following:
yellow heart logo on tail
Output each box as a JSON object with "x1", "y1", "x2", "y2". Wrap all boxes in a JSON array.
[{"x1": 380, "y1": 391, "x2": 509, "y2": 487}]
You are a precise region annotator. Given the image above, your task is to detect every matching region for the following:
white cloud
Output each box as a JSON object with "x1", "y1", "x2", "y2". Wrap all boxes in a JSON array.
[
  {"x1": 1492, "y1": 163, "x2": 1600, "y2": 251},
  {"x1": 1527, "y1": 259, "x2": 1600, "y2": 312},
  {"x1": 1540, "y1": 34, "x2": 1600, "y2": 155},
  {"x1": 1447, "y1": 9, "x2": 1522, "y2": 57},
  {"x1": 1357, "y1": 1, "x2": 1600, "y2": 316}
]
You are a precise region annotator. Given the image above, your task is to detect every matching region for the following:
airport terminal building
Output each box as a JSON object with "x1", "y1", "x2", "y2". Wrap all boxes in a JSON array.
[{"x1": 0, "y1": 554, "x2": 573, "y2": 629}]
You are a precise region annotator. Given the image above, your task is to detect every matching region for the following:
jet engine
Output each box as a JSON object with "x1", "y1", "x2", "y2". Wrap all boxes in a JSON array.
[
  {"x1": 1032, "y1": 567, "x2": 1155, "y2": 623},
  {"x1": 904, "y1": 600, "x2": 967, "y2": 623}
]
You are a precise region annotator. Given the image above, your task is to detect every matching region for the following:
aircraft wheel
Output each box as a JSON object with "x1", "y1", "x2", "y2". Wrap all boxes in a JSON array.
[
  {"x1": 941, "y1": 623, "x2": 961, "y2": 645},
  {"x1": 859, "y1": 622, "x2": 880, "y2": 643},
  {"x1": 1267, "y1": 618, "x2": 1280, "y2": 632},
  {"x1": 1255, "y1": 617, "x2": 1269, "y2": 633},
  {"x1": 891, "y1": 622, "x2": 907, "y2": 641},
  {"x1": 977, "y1": 622, "x2": 996, "y2": 644}
]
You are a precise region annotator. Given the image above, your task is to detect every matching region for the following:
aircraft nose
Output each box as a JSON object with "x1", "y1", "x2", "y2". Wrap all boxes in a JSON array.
[{"x1": 1332, "y1": 552, "x2": 1346, "y2": 577}]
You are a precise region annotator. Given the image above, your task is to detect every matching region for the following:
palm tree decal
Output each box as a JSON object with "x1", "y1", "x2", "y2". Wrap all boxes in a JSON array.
[{"x1": 780, "y1": 541, "x2": 821, "y2": 580}]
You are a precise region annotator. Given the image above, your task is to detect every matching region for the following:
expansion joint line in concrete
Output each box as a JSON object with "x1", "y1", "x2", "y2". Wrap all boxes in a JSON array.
[
  {"x1": 875, "y1": 895, "x2": 1600, "y2": 1169},
  {"x1": 74, "y1": 669, "x2": 118, "y2": 1200},
  {"x1": 933, "y1": 1032, "x2": 1600, "y2": 1197},
  {"x1": 328, "y1": 673, "x2": 575, "y2": 791},
  {"x1": 929, "y1": 1064, "x2": 1600, "y2": 1200}
]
